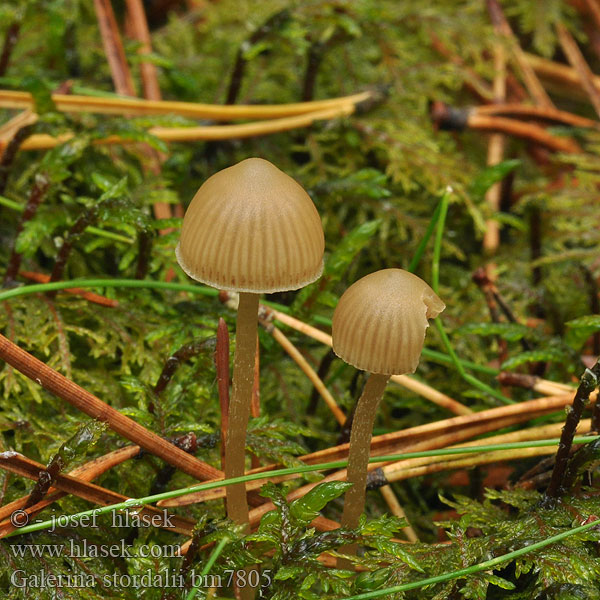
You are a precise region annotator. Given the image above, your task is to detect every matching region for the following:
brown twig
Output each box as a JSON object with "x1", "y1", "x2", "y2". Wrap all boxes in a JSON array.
[
  {"x1": 430, "y1": 102, "x2": 581, "y2": 153},
  {"x1": 0, "y1": 122, "x2": 35, "y2": 193},
  {"x1": 556, "y1": 23, "x2": 600, "y2": 119},
  {"x1": 18, "y1": 271, "x2": 118, "y2": 307},
  {"x1": 486, "y1": 0, "x2": 554, "y2": 108},
  {"x1": 93, "y1": 0, "x2": 136, "y2": 96},
  {"x1": 476, "y1": 103, "x2": 600, "y2": 130},
  {"x1": 0, "y1": 23, "x2": 20, "y2": 77},
  {"x1": 16, "y1": 104, "x2": 357, "y2": 151},
  {"x1": 225, "y1": 9, "x2": 291, "y2": 105},
  {"x1": 3, "y1": 175, "x2": 50, "y2": 286},
  {"x1": 0, "y1": 89, "x2": 373, "y2": 120},
  {"x1": 545, "y1": 362, "x2": 600, "y2": 499},
  {"x1": 259, "y1": 313, "x2": 346, "y2": 426},
  {"x1": 0, "y1": 334, "x2": 223, "y2": 481},
  {"x1": 524, "y1": 52, "x2": 600, "y2": 101},
  {"x1": 483, "y1": 44, "x2": 507, "y2": 258},
  {"x1": 125, "y1": 0, "x2": 173, "y2": 223},
  {"x1": 497, "y1": 372, "x2": 574, "y2": 396},
  {"x1": 266, "y1": 306, "x2": 472, "y2": 415},
  {"x1": 159, "y1": 392, "x2": 585, "y2": 508},
  {"x1": 0, "y1": 451, "x2": 194, "y2": 538},
  {"x1": 125, "y1": 0, "x2": 161, "y2": 100},
  {"x1": 428, "y1": 31, "x2": 495, "y2": 102}
]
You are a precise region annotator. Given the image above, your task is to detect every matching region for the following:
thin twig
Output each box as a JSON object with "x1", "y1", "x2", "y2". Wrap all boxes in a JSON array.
[
  {"x1": 93, "y1": 0, "x2": 136, "y2": 96},
  {"x1": 260, "y1": 314, "x2": 346, "y2": 426},
  {"x1": 476, "y1": 103, "x2": 600, "y2": 130},
  {"x1": 3, "y1": 175, "x2": 50, "y2": 286},
  {"x1": 486, "y1": 0, "x2": 555, "y2": 108},
  {"x1": 19, "y1": 271, "x2": 118, "y2": 307},
  {"x1": 125, "y1": 0, "x2": 172, "y2": 222},
  {"x1": 556, "y1": 23, "x2": 600, "y2": 119},
  {"x1": 545, "y1": 361, "x2": 600, "y2": 500},
  {"x1": 0, "y1": 23, "x2": 20, "y2": 77},
  {"x1": 15, "y1": 104, "x2": 357, "y2": 151},
  {"x1": 0, "y1": 452, "x2": 194, "y2": 538},
  {"x1": 0, "y1": 89, "x2": 373, "y2": 120},
  {"x1": 0, "y1": 334, "x2": 223, "y2": 481},
  {"x1": 378, "y1": 485, "x2": 419, "y2": 542},
  {"x1": 225, "y1": 9, "x2": 291, "y2": 105},
  {"x1": 266, "y1": 306, "x2": 472, "y2": 415},
  {"x1": 0, "y1": 446, "x2": 139, "y2": 525},
  {"x1": 483, "y1": 44, "x2": 507, "y2": 257}
]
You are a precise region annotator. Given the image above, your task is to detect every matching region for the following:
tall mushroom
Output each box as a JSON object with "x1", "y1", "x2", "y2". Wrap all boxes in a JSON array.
[
  {"x1": 332, "y1": 269, "x2": 445, "y2": 552},
  {"x1": 176, "y1": 158, "x2": 324, "y2": 532}
]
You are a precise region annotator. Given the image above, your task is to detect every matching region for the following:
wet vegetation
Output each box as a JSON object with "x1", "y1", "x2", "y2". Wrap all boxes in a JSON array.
[{"x1": 1, "y1": 0, "x2": 600, "y2": 598}]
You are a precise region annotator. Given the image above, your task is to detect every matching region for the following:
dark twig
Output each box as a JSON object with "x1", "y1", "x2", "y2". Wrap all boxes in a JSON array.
[
  {"x1": 151, "y1": 337, "x2": 217, "y2": 416},
  {"x1": 3, "y1": 174, "x2": 50, "y2": 286},
  {"x1": 545, "y1": 361, "x2": 600, "y2": 500},
  {"x1": 0, "y1": 23, "x2": 20, "y2": 77},
  {"x1": 0, "y1": 124, "x2": 35, "y2": 195},
  {"x1": 581, "y1": 266, "x2": 600, "y2": 356},
  {"x1": 48, "y1": 205, "x2": 100, "y2": 294},
  {"x1": 225, "y1": 9, "x2": 290, "y2": 105},
  {"x1": 556, "y1": 23, "x2": 600, "y2": 119},
  {"x1": 134, "y1": 230, "x2": 153, "y2": 279}
]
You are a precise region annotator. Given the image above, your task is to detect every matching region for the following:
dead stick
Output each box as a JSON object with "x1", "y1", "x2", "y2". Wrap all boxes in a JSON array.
[
  {"x1": 0, "y1": 334, "x2": 222, "y2": 481},
  {"x1": 0, "y1": 89, "x2": 372, "y2": 120},
  {"x1": 267, "y1": 307, "x2": 471, "y2": 415},
  {"x1": 476, "y1": 103, "x2": 600, "y2": 129},
  {"x1": 483, "y1": 44, "x2": 507, "y2": 257},
  {"x1": 0, "y1": 446, "x2": 140, "y2": 535},
  {"x1": 93, "y1": 0, "x2": 136, "y2": 96},
  {"x1": 556, "y1": 23, "x2": 600, "y2": 118},
  {"x1": 486, "y1": 0, "x2": 554, "y2": 108},
  {"x1": 0, "y1": 452, "x2": 194, "y2": 537},
  {"x1": 15, "y1": 104, "x2": 356, "y2": 151},
  {"x1": 18, "y1": 271, "x2": 118, "y2": 307},
  {"x1": 261, "y1": 317, "x2": 346, "y2": 426}
]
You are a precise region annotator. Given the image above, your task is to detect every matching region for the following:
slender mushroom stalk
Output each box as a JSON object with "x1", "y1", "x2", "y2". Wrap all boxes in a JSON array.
[
  {"x1": 332, "y1": 269, "x2": 445, "y2": 566},
  {"x1": 176, "y1": 158, "x2": 324, "y2": 550},
  {"x1": 225, "y1": 291, "x2": 259, "y2": 527}
]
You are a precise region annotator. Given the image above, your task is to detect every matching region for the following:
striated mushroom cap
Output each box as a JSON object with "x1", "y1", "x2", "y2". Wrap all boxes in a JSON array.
[
  {"x1": 332, "y1": 269, "x2": 445, "y2": 375},
  {"x1": 176, "y1": 158, "x2": 324, "y2": 293}
]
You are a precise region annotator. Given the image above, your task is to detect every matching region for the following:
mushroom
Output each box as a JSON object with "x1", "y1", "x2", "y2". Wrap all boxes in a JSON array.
[
  {"x1": 332, "y1": 269, "x2": 445, "y2": 543},
  {"x1": 176, "y1": 157, "x2": 324, "y2": 532}
]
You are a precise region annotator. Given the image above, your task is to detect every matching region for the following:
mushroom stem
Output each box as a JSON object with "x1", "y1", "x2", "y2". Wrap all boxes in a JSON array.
[
  {"x1": 338, "y1": 372, "x2": 390, "y2": 566},
  {"x1": 224, "y1": 291, "x2": 260, "y2": 529}
]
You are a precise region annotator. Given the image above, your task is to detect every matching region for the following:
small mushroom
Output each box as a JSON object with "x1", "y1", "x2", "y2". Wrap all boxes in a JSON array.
[
  {"x1": 176, "y1": 157, "x2": 324, "y2": 532},
  {"x1": 332, "y1": 269, "x2": 445, "y2": 545}
]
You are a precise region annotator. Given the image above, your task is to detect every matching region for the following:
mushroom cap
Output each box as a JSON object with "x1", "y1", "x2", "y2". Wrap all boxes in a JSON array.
[
  {"x1": 176, "y1": 158, "x2": 324, "y2": 293},
  {"x1": 332, "y1": 269, "x2": 445, "y2": 375}
]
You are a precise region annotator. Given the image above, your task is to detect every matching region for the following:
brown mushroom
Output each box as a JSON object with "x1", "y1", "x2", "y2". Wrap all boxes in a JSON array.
[
  {"x1": 332, "y1": 269, "x2": 445, "y2": 562},
  {"x1": 176, "y1": 157, "x2": 324, "y2": 533}
]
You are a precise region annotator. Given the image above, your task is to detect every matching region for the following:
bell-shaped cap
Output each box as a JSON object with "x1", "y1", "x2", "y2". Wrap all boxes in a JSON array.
[
  {"x1": 332, "y1": 269, "x2": 445, "y2": 375},
  {"x1": 176, "y1": 158, "x2": 324, "y2": 293}
]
